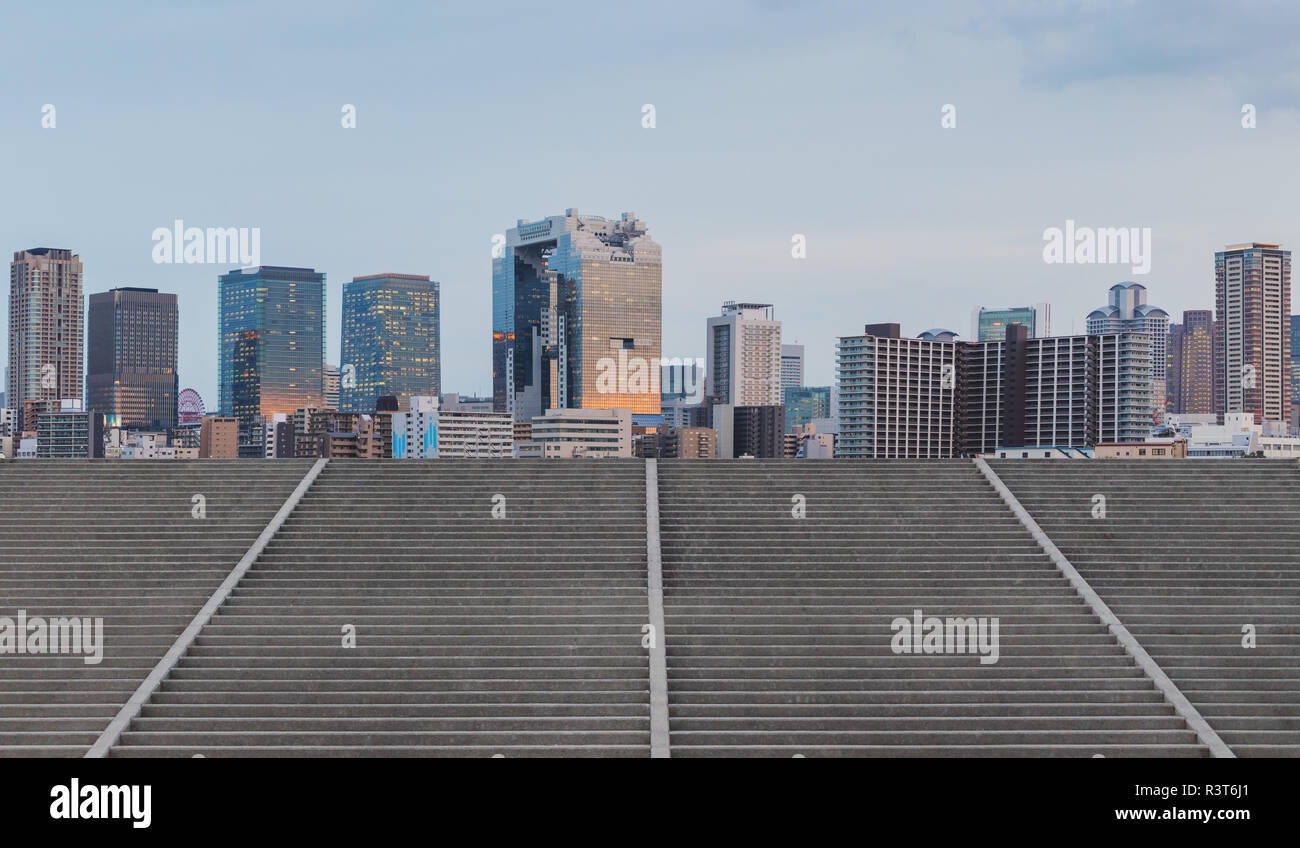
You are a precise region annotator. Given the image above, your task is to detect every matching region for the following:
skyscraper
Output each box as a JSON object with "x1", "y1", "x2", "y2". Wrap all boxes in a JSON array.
[
  {"x1": 8, "y1": 248, "x2": 84, "y2": 432},
  {"x1": 217, "y1": 266, "x2": 327, "y2": 421},
  {"x1": 1214, "y1": 243, "x2": 1291, "y2": 424},
  {"x1": 971, "y1": 303, "x2": 1051, "y2": 342},
  {"x1": 87, "y1": 287, "x2": 178, "y2": 431},
  {"x1": 780, "y1": 344, "x2": 805, "y2": 389},
  {"x1": 1168, "y1": 309, "x2": 1215, "y2": 416},
  {"x1": 1086, "y1": 282, "x2": 1169, "y2": 420},
  {"x1": 706, "y1": 302, "x2": 782, "y2": 407},
  {"x1": 340, "y1": 274, "x2": 441, "y2": 413},
  {"x1": 492, "y1": 209, "x2": 661, "y2": 421}
]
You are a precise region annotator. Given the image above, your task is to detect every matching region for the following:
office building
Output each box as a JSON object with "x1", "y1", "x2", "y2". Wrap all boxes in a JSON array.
[
  {"x1": 217, "y1": 265, "x2": 326, "y2": 420},
  {"x1": 783, "y1": 385, "x2": 831, "y2": 432},
  {"x1": 87, "y1": 287, "x2": 178, "y2": 431},
  {"x1": 341, "y1": 274, "x2": 441, "y2": 413},
  {"x1": 1168, "y1": 310, "x2": 1216, "y2": 416},
  {"x1": 706, "y1": 302, "x2": 782, "y2": 407},
  {"x1": 529, "y1": 408, "x2": 632, "y2": 458},
  {"x1": 971, "y1": 304, "x2": 1051, "y2": 342},
  {"x1": 493, "y1": 209, "x2": 660, "y2": 420},
  {"x1": 1087, "y1": 283, "x2": 1169, "y2": 420},
  {"x1": 440, "y1": 393, "x2": 495, "y2": 413},
  {"x1": 780, "y1": 344, "x2": 805, "y2": 389},
  {"x1": 8, "y1": 249, "x2": 84, "y2": 432}
]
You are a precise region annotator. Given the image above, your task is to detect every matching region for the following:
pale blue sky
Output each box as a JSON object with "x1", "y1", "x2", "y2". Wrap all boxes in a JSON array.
[{"x1": 3, "y1": 1, "x2": 1299, "y2": 406}]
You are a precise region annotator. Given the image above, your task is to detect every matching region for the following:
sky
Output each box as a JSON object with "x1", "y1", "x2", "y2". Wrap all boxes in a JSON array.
[{"x1": 3, "y1": 0, "x2": 1300, "y2": 407}]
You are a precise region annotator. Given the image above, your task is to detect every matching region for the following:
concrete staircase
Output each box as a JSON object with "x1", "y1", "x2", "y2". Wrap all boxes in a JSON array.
[
  {"x1": 990, "y1": 459, "x2": 1300, "y2": 757},
  {"x1": 108, "y1": 460, "x2": 651, "y2": 757},
  {"x1": 0, "y1": 460, "x2": 313, "y2": 756},
  {"x1": 656, "y1": 460, "x2": 1207, "y2": 757}
]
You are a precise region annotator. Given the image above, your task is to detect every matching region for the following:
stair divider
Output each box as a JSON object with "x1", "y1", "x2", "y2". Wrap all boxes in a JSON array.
[
  {"x1": 645, "y1": 459, "x2": 670, "y2": 758},
  {"x1": 973, "y1": 457, "x2": 1235, "y2": 758},
  {"x1": 85, "y1": 458, "x2": 331, "y2": 758}
]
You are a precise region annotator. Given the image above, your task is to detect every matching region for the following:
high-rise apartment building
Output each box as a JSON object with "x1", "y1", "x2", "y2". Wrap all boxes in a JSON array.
[
  {"x1": 837, "y1": 323, "x2": 1152, "y2": 458},
  {"x1": 780, "y1": 344, "x2": 805, "y2": 389},
  {"x1": 1168, "y1": 309, "x2": 1215, "y2": 415},
  {"x1": 87, "y1": 287, "x2": 178, "y2": 431},
  {"x1": 1214, "y1": 243, "x2": 1291, "y2": 424},
  {"x1": 217, "y1": 266, "x2": 326, "y2": 421},
  {"x1": 492, "y1": 209, "x2": 661, "y2": 421},
  {"x1": 340, "y1": 274, "x2": 441, "y2": 413},
  {"x1": 960, "y1": 325, "x2": 1152, "y2": 453},
  {"x1": 1087, "y1": 283, "x2": 1168, "y2": 420},
  {"x1": 971, "y1": 303, "x2": 1051, "y2": 342},
  {"x1": 835, "y1": 323, "x2": 957, "y2": 458},
  {"x1": 707, "y1": 302, "x2": 782, "y2": 407},
  {"x1": 35, "y1": 398, "x2": 104, "y2": 459},
  {"x1": 8, "y1": 249, "x2": 84, "y2": 432}
]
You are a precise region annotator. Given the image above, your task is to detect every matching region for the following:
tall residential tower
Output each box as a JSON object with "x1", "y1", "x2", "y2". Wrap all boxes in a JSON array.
[
  {"x1": 1086, "y1": 282, "x2": 1169, "y2": 420},
  {"x1": 8, "y1": 248, "x2": 84, "y2": 431},
  {"x1": 1215, "y1": 243, "x2": 1291, "y2": 424}
]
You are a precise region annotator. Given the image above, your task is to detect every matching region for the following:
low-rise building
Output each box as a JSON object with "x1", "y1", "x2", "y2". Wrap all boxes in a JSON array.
[
  {"x1": 530, "y1": 408, "x2": 632, "y2": 458},
  {"x1": 199, "y1": 416, "x2": 239, "y2": 458},
  {"x1": 1095, "y1": 441, "x2": 1187, "y2": 459}
]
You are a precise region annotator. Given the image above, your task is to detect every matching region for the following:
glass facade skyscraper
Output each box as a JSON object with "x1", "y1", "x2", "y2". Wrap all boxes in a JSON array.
[
  {"x1": 972, "y1": 304, "x2": 1051, "y2": 342},
  {"x1": 87, "y1": 287, "x2": 178, "y2": 431},
  {"x1": 783, "y1": 385, "x2": 831, "y2": 432},
  {"x1": 217, "y1": 266, "x2": 326, "y2": 421},
  {"x1": 492, "y1": 209, "x2": 661, "y2": 420},
  {"x1": 340, "y1": 273, "x2": 441, "y2": 413}
]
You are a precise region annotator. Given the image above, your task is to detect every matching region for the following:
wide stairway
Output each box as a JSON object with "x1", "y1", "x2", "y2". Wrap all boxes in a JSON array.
[
  {"x1": 108, "y1": 460, "x2": 651, "y2": 757},
  {"x1": 656, "y1": 460, "x2": 1206, "y2": 756},
  {"x1": 0, "y1": 460, "x2": 313, "y2": 756},
  {"x1": 990, "y1": 459, "x2": 1300, "y2": 757}
]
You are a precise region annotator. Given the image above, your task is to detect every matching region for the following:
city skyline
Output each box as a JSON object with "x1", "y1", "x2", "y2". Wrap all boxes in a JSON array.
[{"x1": 5, "y1": 2, "x2": 1300, "y2": 407}]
